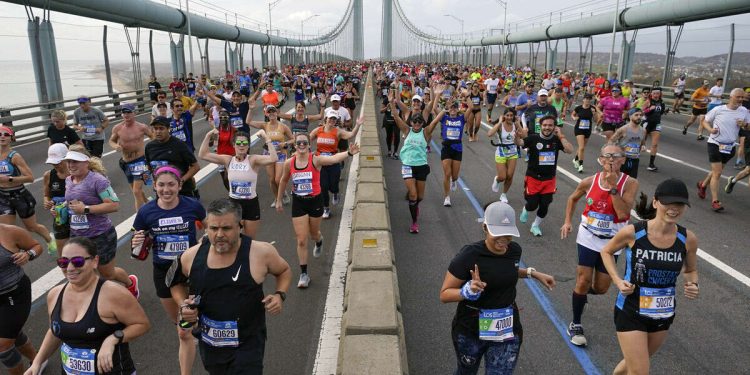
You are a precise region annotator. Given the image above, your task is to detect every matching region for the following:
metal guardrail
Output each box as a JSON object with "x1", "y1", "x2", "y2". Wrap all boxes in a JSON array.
[{"x1": 0, "y1": 89, "x2": 160, "y2": 145}]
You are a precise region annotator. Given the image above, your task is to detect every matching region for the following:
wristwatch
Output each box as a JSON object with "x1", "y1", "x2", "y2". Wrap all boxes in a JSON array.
[
  {"x1": 84, "y1": 206, "x2": 91, "y2": 214},
  {"x1": 274, "y1": 291, "x2": 287, "y2": 301},
  {"x1": 113, "y1": 330, "x2": 124, "y2": 343},
  {"x1": 609, "y1": 188, "x2": 618, "y2": 196},
  {"x1": 8, "y1": 176, "x2": 13, "y2": 183}
]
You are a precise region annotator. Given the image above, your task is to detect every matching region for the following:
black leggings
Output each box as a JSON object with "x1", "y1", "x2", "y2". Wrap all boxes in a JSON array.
[
  {"x1": 0, "y1": 275, "x2": 31, "y2": 339},
  {"x1": 384, "y1": 121, "x2": 400, "y2": 152},
  {"x1": 320, "y1": 164, "x2": 341, "y2": 207},
  {"x1": 525, "y1": 193, "x2": 554, "y2": 218}
]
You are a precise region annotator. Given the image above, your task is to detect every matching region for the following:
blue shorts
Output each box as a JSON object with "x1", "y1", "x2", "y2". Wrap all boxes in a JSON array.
[
  {"x1": 119, "y1": 156, "x2": 153, "y2": 185},
  {"x1": 577, "y1": 244, "x2": 618, "y2": 273}
]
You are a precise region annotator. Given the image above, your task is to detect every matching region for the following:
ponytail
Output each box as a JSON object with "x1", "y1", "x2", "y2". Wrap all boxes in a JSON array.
[{"x1": 634, "y1": 192, "x2": 656, "y2": 220}]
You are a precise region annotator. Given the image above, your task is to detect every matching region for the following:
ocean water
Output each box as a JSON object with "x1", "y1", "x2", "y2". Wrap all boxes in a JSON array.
[{"x1": 0, "y1": 60, "x2": 124, "y2": 108}]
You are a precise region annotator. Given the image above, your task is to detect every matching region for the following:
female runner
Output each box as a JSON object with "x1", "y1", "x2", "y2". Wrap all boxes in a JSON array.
[
  {"x1": 487, "y1": 108, "x2": 523, "y2": 203},
  {"x1": 247, "y1": 104, "x2": 294, "y2": 208}
]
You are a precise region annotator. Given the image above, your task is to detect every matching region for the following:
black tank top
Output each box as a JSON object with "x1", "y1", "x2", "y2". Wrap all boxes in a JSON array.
[
  {"x1": 290, "y1": 115, "x2": 310, "y2": 133},
  {"x1": 51, "y1": 279, "x2": 134, "y2": 374},
  {"x1": 189, "y1": 235, "x2": 265, "y2": 359},
  {"x1": 48, "y1": 168, "x2": 66, "y2": 203}
]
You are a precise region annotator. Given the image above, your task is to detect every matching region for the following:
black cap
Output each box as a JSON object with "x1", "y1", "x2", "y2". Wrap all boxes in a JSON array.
[
  {"x1": 150, "y1": 116, "x2": 171, "y2": 127},
  {"x1": 583, "y1": 93, "x2": 593, "y2": 99},
  {"x1": 654, "y1": 178, "x2": 690, "y2": 207}
]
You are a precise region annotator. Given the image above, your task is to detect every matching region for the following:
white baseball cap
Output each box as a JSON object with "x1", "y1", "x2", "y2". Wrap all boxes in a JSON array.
[
  {"x1": 325, "y1": 108, "x2": 341, "y2": 119},
  {"x1": 483, "y1": 202, "x2": 520, "y2": 237},
  {"x1": 411, "y1": 95, "x2": 423, "y2": 102},
  {"x1": 46, "y1": 143, "x2": 68, "y2": 165},
  {"x1": 63, "y1": 150, "x2": 90, "y2": 162},
  {"x1": 537, "y1": 89, "x2": 549, "y2": 96},
  {"x1": 330, "y1": 94, "x2": 341, "y2": 102}
]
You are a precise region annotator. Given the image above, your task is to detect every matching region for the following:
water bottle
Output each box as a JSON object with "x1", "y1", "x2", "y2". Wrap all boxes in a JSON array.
[
  {"x1": 130, "y1": 230, "x2": 152, "y2": 261},
  {"x1": 179, "y1": 295, "x2": 201, "y2": 330}
]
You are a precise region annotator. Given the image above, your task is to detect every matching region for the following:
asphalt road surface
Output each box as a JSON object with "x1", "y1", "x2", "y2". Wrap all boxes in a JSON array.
[
  {"x1": 377, "y1": 99, "x2": 750, "y2": 374},
  {"x1": 18, "y1": 97, "x2": 359, "y2": 374}
]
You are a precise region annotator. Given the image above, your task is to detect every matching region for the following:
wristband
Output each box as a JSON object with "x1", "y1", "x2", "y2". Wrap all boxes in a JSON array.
[
  {"x1": 347, "y1": 151, "x2": 353, "y2": 157},
  {"x1": 460, "y1": 281, "x2": 481, "y2": 301},
  {"x1": 27, "y1": 250, "x2": 37, "y2": 261},
  {"x1": 526, "y1": 267, "x2": 536, "y2": 278}
]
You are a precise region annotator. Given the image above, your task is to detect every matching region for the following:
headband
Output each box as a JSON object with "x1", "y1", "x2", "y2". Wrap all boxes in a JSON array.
[
  {"x1": 154, "y1": 166, "x2": 182, "y2": 180},
  {"x1": 0, "y1": 126, "x2": 14, "y2": 136}
]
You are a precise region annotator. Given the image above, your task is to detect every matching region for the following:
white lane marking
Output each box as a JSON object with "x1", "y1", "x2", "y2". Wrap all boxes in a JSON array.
[
  {"x1": 556, "y1": 164, "x2": 750, "y2": 288},
  {"x1": 313, "y1": 77, "x2": 370, "y2": 374}
]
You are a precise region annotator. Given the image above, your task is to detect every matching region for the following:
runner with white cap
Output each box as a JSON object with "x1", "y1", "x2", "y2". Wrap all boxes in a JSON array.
[
  {"x1": 440, "y1": 201, "x2": 555, "y2": 375},
  {"x1": 43, "y1": 143, "x2": 71, "y2": 253}
]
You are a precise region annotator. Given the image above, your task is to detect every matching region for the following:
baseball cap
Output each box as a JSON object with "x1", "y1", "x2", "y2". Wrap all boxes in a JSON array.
[
  {"x1": 612, "y1": 85, "x2": 622, "y2": 92},
  {"x1": 412, "y1": 95, "x2": 423, "y2": 102},
  {"x1": 325, "y1": 109, "x2": 340, "y2": 119},
  {"x1": 120, "y1": 103, "x2": 135, "y2": 113},
  {"x1": 46, "y1": 143, "x2": 68, "y2": 164},
  {"x1": 628, "y1": 107, "x2": 643, "y2": 116},
  {"x1": 654, "y1": 178, "x2": 690, "y2": 207},
  {"x1": 330, "y1": 94, "x2": 341, "y2": 102},
  {"x1": 703, "y1": 80, "x2": 710, "y2": 85},
  {"x1": 63, "y1": 150, "x2": 90, "y2": 162},
  {"x1": 483, "y1": 202, "x2": 520, "y2": 237},
  {"x1": 537, "y1": 89, "x2": 549, "y2": 96},
  {"x1": 232, "y1": 90, "x2": 242, "y2": 96},
  {"x1": 150, "y1": 116, "x2": 171, "y2": 127},
  {"x1": 77, "y1": 96, "x2": 90, "y2": 104},
  {"x1": 583, "y1": 93, "x2": 593, "y2": 99},
  {"x1": 265, "y1": 105, "x2": 278, "y2": 112}
]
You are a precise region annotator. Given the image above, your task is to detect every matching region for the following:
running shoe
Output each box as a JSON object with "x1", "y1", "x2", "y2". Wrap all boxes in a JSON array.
[
  {"x1": 450, "y1": 180, "x2": 458, "y2": 192},
  {"x1": 297, "y1": 273, "x2": 311, "y2": 288},
  {"x1": 443, "y1": 196, "x2": 452, "y2": 207},
  {"x1": 332, "y1": 193, "x2": 340, "y2": 205},
  {"x1": 499, "y1": 193, "x2": 508, "y2": 203},
  {"x1": 567, "y1": 323, "x2": 587, "y2": 347},
  {"x1": 322, "y1": 208, "x2": 331, "y2": 219},
  {"x1": 725, "y1": 176, "x2": 736, "y2": 194},
  {"x1": 696, "y1": 135, "x2": 705, "y2": 141},
  {"x1": 572, "y1": 159, "x2": 579, "y2": 169},
  {"x1": 735, "y1": 160, "x2": 745, "y2": 170},
  {"x1": 127, "y1": 275, "x2": 140, "y2": 299},
  {"x1": 712, "y1": 200, "x2": 724, "y2": 212},
  {"x1": 47, "y1": 234, "x2": 57, "y2": 256},
  {"x1": 577, "y1": 164, "x2": 584, "y2": 173},
  {"x1": 387, "y1": 151, "x2": 393, "y2": 158},
  {"x1": 282, "y1": 192, "x2": 291, "y2": 205},
  {"x1": 393, "y1": 152, "x2": 399, "y2": 159},
  {"x1": 647, "y1": 164, "x2": 658, "y2": 171},
  {"x1": 491, "y1": 177, "x2": 501, "y2": 193},
  {"x1": 696, "y1": 181, "x2": 707, "y2": 200},
  {"x1": 519, "y1": 208, "x2": 528, "y2": 224},
  {"x1": 409, "y1": 222, "x2": 419, "y2": 233},
  {"x1": 313, "y1": 236, "x2": 324, "y2": 258},
  {"x1": 682, "y1": 126, "x2": 688, "y2": 135},
  {"x1": 524, "y1": 153, "x2": 529, "y2": 162},
  {"x1": 530, "y1": 225, "x2": 542, "y2": 237},
  {"x1": 270, "y1": 201, "x2": 276, "y2": 208}
]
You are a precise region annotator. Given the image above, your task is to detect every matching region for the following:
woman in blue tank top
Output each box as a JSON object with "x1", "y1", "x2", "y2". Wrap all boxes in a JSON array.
[{"x1": 601, "y1": 178, "x2": 699, "y2": 375}]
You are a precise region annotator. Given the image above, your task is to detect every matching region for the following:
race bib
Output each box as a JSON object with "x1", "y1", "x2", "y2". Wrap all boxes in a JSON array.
[
  {"x1": 61, "y1": 343, "x2": 95, "y2": 375},
  {"x1": 624, "y1": 143, "x2": 641, "y2": 158},
  {"x1": 200, "y1": 316, "x2": 239, "y2": 347},
  {"x1": 478, "y1": 307, "x2": 514, "y2": 342},
  {"x1": 579, "y1": 119, "x2": 590, "y2": 130},
  {"x1": 584, "y1": 212, "x2": 615, "y2": 237},
  {"x1": 230, "y1": 181, "x2": 254, "y2": 199},
  {"x1": 128, "y1": 160, "x2": 148, "y2": 176},
  {"x1": 172, "y1": 130, "x2": 187, "y2": 142},
  {"x1": 538, "y1": 151, "x2": 556, "y2": 166},
  {"x1": 496, "y1": 144, "x2": 518, "y2": 158},
  {"x1": 639, "y1": 287, "x2": 675, "y2": 319},
  {"x1": 84, "y1": 124, "x2": 97, "y2": 136},
  {"x1": 718, "y1": 143, "x2": 734, "y2": 155},
  {"x1": 0, "y1": 161, "x2": 10, "y2": 175},
  {"x1": 401, "y1": 165, "x2": 413, "y2": 179},
  {"x1": 230, "y1": 117, "x2": 244, "y2": 129},
  {"x1": 70, "y1": 214, "x2": 90, "y2": 231},
  {"x1": 156, "y1": 234, "x2": 190, "y2": 260},
  {"x1": 319, "y1": 152, "x2": 334, "y2": 156},
  {"x1": 292, "y1": 171, "x2": 313, "y2": 195},
  {"x1": 445, "y1": 128, "x2": 461, "y2": 140}
]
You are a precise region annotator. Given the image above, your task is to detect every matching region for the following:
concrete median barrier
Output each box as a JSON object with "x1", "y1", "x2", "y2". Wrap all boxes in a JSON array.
[{"x1": 337, "y1": 71, "x2": 408, "y2": 374}]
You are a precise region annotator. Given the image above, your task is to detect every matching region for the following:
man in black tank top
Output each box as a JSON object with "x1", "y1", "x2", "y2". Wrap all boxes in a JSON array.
[{"x1": 168, "y1": 199, "x2": 291, "y2": 374}]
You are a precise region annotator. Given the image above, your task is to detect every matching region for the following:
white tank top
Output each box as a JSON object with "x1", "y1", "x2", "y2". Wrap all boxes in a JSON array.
[{"x1": 227, "y1": 156, "x2": 258, "y2": 199}]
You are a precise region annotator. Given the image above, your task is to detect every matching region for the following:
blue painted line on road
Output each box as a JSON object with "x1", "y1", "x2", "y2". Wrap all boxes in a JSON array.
[{"x1": 429, "y1": 139, "x2": 602, "y2": 375}]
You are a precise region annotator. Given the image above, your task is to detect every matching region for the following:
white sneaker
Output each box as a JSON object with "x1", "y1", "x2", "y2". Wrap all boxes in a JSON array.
[
  {"x1": 450, "y1": 179, "x2": 458, "y2": 191},
  {"x1": 500, "y1": 193, "x2": 508, "y2": 203},
  {"x1": 491, "y1": 177, "x2": 500, "y2": 193},
  {"x1": 313, "y1": 236, "x2": 324, "y2": 258},
  {"x1": 282, "y1": 192, "x2": 291, "y2": 205},
  {"x1": 270, "y1": 201, "x2": 276, "y2": 208},
  {"x1": 297, "y1": 273, "x2": 310, "y2": 288},
  {"x1": 443, "y1": 196, "x2": 452, "y2": 207},
  {"x1": 331, "y1": 193, "x2": 340, "y2": 205},
  {"x1": 322, "y1": 207, "x2": 331, "y2": 219}
]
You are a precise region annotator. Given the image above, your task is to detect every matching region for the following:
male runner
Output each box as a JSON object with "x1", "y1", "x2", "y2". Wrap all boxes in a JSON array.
[{"x1": 109, "y1": 104, "x2": 154, "y2": 211}]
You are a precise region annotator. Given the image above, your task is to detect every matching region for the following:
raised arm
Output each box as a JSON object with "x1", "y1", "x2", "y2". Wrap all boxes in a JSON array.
[{"x1": 198, "y1": 129, "x2": 232, "y2": 165}]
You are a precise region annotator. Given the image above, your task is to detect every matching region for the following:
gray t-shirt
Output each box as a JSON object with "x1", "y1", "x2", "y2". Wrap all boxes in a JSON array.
[{"x1": 74, "y1": 107, "x2": 107, "y2": 141}]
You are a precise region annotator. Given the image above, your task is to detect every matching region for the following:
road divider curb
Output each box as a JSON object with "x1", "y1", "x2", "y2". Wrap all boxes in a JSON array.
[{"x1": 336, "y1": 77, "x2": 408, "y2": 374}]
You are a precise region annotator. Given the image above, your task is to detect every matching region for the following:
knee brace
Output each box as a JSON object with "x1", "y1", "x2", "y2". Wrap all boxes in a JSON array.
[
  {"x1": 0, "y1": 346, "x2": 22, "y2": 369},
  {"x1": 15, "y1": 331, "x2": 28, "y2": 347}
]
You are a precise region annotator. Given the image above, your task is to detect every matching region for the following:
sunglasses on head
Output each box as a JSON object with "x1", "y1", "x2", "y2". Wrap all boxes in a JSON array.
[
  {"x1": 296, "y1": 140, "x2": 309, "y2": 146},
  {"x1": 235, "y1": 140, "x2": 249, "y2": 146},
  {"x1": 57, "y1": 256, "x2": 94, "y2": 269}
]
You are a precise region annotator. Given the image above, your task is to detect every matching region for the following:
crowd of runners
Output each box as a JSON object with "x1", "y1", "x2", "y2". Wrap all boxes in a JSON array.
[
  {"x1": 1, "y1": 62, "x2": 367, "y2": 375},
  {"x1": 374, "y1": 61, "x2": 748, "y2": 375}
]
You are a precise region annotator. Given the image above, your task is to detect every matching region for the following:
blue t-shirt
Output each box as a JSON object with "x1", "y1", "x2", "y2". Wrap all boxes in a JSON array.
[
  {"x1": 516, "y1": 93, "x2": 537, "y2": 117},
  {"x1": 170, "y1": 112, "x2": 195, "y2": 152},
  {"x1": 133, "y1": 196, "x2": 206, "y2": 265},
  {"x1": 239, "y1": 75, "x2": 251, "y2": 89}
]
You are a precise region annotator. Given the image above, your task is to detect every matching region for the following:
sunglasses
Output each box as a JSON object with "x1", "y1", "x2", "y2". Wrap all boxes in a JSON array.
[
  {"x1": 296, "y1": 141, "x2": 309, "y2": 146},
  {"x1": 57, "y1": 256, "x2": 94, "y2": 269},
  {"x1": 0, "y1": 133, "x2": 12, "y2": 137},
  {"x1": 173, "y1": 105, "x2": 184, "y2": 108},
  {"x1": 235, "y1": 140, "x2": 249, "y2": 146},
  {"x1": 600, "y1": 153, "x2": 625, "y2": 159}
]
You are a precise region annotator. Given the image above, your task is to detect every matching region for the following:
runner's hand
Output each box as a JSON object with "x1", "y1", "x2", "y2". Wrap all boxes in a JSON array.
[
  {"x1": 180, "y1": 298, "x2": 198, "y2": 323},
  {"x1": 23, "y1": 363, "x2": 41, "y2": 375},
  {"x1": 12, "y1": 251, "x2": 30, "y2": 266},
  {"x1": 262, "y1": 294, "x2": 283, "y2": 315},
  {"x1": 97, "y1": 336, "x2": 117, "y2": 373},
  {"x1": 68, "y1": 200, "x2": 85, "y2": 215},
  {"x1": 534, "y1": 272, "x2": 556, "y2": 291},
  {"x1": 560, "y1": 223, "x2": 572, "y2": 239},
  {"x1": 131, "y1": 230, "x2": 146, "y2": 249},
  {"x1": 684, "y1": 282, "x2": 699, "y2": 299},
  {"x1": 469, "y1": 264, "x2": 487, "y2": 294},
  {"x1": 348, "y1": 143, "x2": 360, "y2": 155},
  {"x1": 616, "y1": 279, "x2": 635, "y2": 296}
]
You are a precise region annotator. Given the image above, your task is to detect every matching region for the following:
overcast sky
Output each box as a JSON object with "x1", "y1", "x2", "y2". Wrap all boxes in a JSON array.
[{"x1": 0, "y1": 0, "x2": 747, "y2": 62}]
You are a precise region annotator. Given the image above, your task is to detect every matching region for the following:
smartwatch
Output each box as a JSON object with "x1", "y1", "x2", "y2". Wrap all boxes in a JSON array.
[
  {"x1": 274, "y1": 291, "x2": 287, "y2": 301},
  {"x1": 113, "y1": 329, "x2": 124, "y2": 343},
  {"x1": 609, "y1": 188, "x2": 618, "y2": 196},
  {"x1": 84, "y1": 206, "x2": 91, "y2": 214}
]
